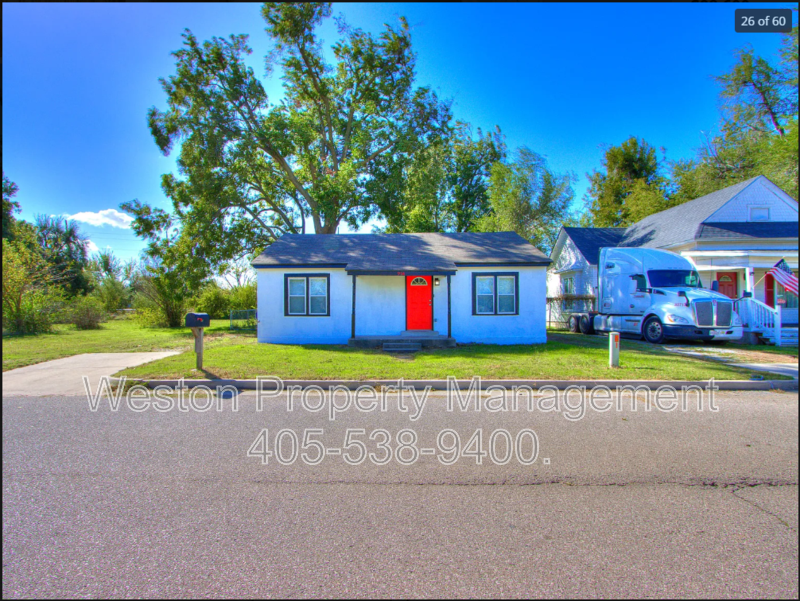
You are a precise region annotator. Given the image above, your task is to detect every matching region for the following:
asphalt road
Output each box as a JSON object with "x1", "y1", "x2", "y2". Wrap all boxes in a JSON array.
[{"x1": 3, "y1": 389, "x2": 798, "y2": 598}]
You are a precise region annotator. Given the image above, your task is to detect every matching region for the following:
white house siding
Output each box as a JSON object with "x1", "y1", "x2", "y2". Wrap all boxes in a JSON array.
[
  {"x1": 355, "y1": 274, "x2": 451, "y2": 335},
  {"x1": 354, "y1": 276, "x2": 406, "y2": 336},
  {"x1": 546, "y1": 236, "x2": 598, "y2": 325},
  {"x1": 258, "y1": 266, "x2": 548, "y2": 344},
  {"x1": 257, "y1": 268, "x2": 352, "y2": 344},
  {"x1": 450, "y1": 266, "x2": 547, "y2": 345},
  {"x1": 706, "y1": 180, "x2": 798, "y2": 222},
  {"x1": 433, "y1": 276, "x2": 449, "y2": 333}
]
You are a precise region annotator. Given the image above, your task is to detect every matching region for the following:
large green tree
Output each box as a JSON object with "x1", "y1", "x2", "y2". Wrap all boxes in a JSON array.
[
  {"x1": 584, "y1": 136, "x2": 665, "y2": 226},
  {"x1": 716, "y1": 31, "x2": 797, "y2": 138},
  {"x1": 668, "y1": 26, "x2": 798, "y2": 202},
  {"x1": 33, "y1": 215, "x2": 91, "y2": 296},
  {"x1": 124, "y1": 2, "x2": 450, "y2": 279},
  {"x1": 383, "y1": 123, "x2": 505, "y2": 233},
  {"x1": 2, "y1": 173, "x2": 21, "y2": 240},
  {"x1": 477, "y1": 147, "x2": 576, "y2": 254},
  {"x1": 448, "y1": 124, "x2": 506, "y2": 232}
]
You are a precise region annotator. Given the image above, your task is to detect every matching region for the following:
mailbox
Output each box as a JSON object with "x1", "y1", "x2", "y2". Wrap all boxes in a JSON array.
[{"x1": 185, "y1": 312, "x2": 210, "y2": 328}]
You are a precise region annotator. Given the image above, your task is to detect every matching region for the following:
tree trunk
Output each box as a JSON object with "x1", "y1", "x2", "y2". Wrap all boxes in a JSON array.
[{"x1": 317, "y1": 221, "x2": 339, "y2": 234}]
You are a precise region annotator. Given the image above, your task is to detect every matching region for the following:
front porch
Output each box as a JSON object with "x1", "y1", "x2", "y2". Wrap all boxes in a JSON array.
[
  {"x1": 684, "y1": 251, "x2": 798, "y2": 346},
  {"x1": 347, "y1": 269, "x2": 455, "y2": 350},
  {"x1": 348, "y1": 330, "x2": 457, "y2": 351}
]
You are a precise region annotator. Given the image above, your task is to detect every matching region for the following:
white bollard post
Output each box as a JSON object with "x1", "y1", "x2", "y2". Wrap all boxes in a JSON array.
[{"x1": 609, "y1": 331, "x2": 620, "y2": 368}]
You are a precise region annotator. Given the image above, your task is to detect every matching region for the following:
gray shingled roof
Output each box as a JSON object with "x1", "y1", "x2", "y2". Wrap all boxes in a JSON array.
[
  {"x1": 252, "y1": 232, "x2": 551, "y2": 273},
  {"x1": 697, "y1": 222, "x2": 799, "y2": 239},
  {"x1": 560, "y1": 227, "x2": 627, "y2": 265},
  {"x1": 619, "y1": 176, "x2": 761, "y2": 248}
]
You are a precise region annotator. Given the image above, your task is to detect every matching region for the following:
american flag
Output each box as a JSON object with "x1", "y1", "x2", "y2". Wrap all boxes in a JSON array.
[{"x1": 767, "y1": 259, "x2": 798, "y2": 295}]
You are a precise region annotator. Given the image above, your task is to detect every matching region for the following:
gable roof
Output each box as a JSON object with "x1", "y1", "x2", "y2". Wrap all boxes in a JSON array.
[
  {"x1": 252, "y1": 232, "x2": 551, "y2": 274},
  {"x1": 619, "y1": 176, "x2": 762, "y2": 248},
  {"x1": 560, "y1": 227, "x2": 627, "y2": 265},
  {"x1": 696, "y1": 221, "x2": 799, "y2": 240}
]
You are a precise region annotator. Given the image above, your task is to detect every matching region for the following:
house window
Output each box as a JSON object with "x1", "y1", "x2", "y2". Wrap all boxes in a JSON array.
[
  {"x1": 563, "y1": 276, "x2": 575, "y2": 295},
  {"x1": 473, "y1": 273, "x2": 519, "y2": 316},
  {"x1": 410, "y1": 277, "x2": 428, "y2": 286},
  {"x1": 749, "y1": 207, "x2": 770, "y2": 221},
  {"x1": 284, "y1": 274, "x2": 330, "y2": 316},
  {"x1": 475, "y1": 276, "x2": 494, "y2": 314}
]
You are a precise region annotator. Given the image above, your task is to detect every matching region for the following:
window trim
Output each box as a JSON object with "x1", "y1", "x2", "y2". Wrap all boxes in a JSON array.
[
  {"x1": 283, "y1": 273, "x2": 330, "y2": 317},
  {"x1": 748, "y1": 206, "x2": 770, "y2": 222},
  {"x1": 562, "y1": 276, "x2": 575, "y2": 295},
  {"x1": 471, "y1": 272, "x2": 519, "y2": 316}
]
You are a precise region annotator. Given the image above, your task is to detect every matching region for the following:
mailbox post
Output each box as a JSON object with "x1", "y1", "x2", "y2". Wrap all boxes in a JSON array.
[{"x1": 185, "y1": 313, "x2": 210, "y2": 370}]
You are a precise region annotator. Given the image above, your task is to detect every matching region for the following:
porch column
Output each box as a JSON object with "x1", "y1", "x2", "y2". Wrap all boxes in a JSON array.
[
  {"x1": 447, "y1": 275, "x2": 452, "y2": 338},
  {"x1": 351, "y1": 275, "x2": 357, "y2": 338},
  {"x1": 744, "y1": 268, "x2": 755, "y2": 294}
]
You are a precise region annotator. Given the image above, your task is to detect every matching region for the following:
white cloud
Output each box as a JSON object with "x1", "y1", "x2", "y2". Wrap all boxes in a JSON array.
[
  {"x1": 68, "y1": 208, "x2": 133, "y2": 229},
  {"x1": 86, "y1": 240, "x2": 100, "y2": 254}
]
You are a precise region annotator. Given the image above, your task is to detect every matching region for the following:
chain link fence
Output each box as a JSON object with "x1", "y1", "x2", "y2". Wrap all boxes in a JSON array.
[{"x1": 229, "y1": 309, "x2": 257, "y2": 331}]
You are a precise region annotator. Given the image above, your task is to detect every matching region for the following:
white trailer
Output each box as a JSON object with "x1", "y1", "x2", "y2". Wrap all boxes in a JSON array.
[{"x1": 567, "y1": 248, "x2": 743, "y2": 344}]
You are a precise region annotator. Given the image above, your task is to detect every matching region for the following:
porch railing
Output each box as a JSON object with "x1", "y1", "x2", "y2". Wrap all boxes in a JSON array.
[{"x1": 733, "y1": 296, "x2": 782, "y2": 346}]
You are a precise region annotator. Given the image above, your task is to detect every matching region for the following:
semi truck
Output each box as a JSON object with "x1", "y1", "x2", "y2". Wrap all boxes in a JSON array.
[{"x1": 567, "y1": 247, "x2": 743, "y2": 344}]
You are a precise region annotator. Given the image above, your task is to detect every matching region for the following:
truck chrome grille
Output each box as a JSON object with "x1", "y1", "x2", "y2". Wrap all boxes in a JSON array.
[
  {"x1": 693, "y1": 300, "x2": 733, "y2": 327},
  {"x1": 716, "y1": 302, "x2": 732, "y2": 327},
  {"x1": 694, "y1": 301, "x2": 713, "y2": 326}
]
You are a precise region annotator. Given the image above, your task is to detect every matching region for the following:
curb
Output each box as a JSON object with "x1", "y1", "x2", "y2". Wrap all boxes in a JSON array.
[{"x1": 110, "y1": 378, "x2": 799, "y2": 392}]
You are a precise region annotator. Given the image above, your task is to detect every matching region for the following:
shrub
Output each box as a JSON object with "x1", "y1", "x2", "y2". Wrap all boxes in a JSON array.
[
  {"x1": 131, "y1": 273, "x2": 188, "y2": 328},
  {"x1": 69, "y1": 295, "x2": 107, "y2": 330},
  {"x1": 2, "y1": 238, "x2": 65, "y2": 334},
  {"x1": 193, "y1": 284, "x2": 231, "y2": 319},
  {"x1": 132, "y1": 305, "x2": 167, "y2": 328},
  {"x1": 93, "y1": 277, "x2": 128, "y2": 313},
  {"x1": 3, "y1": 288, "x2": 64, "y2": 334},
  {"x1": 229, "y1": 283, "x2": 257, "y2": 311}
]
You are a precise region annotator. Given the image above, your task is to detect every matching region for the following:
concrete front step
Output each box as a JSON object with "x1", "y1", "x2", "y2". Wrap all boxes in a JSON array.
[
  {"x1": 349, "y1": 335, "x2": 457, "y2": 349},
  {"x1": 383, "y1": 342, "x2": 423, "y2": 353}
]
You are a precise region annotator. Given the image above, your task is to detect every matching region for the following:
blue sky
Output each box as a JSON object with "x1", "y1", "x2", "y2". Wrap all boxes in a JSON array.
[{"x1": 2, "y1": 2, "x2": 793, "y2": 261}]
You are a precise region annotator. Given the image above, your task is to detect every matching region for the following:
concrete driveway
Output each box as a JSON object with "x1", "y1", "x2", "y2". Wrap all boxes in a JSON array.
[
  {"x1": 3, "y1": 389, "x2": 797, "y2": 598},
  {"x1": 1, "y1": 352, "x2": 179, "y2": 396}
]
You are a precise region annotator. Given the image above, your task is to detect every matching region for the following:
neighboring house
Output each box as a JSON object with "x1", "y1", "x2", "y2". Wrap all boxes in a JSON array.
[
  {"x1": 546, "y1": 227, "x2": 626, "y2": 325},
  {"x1": 548, "y1": 176, "x2": 799, "y2": 329},
  {"x1": 252, "y1": 232, "x2": 551, "y2": 346}
]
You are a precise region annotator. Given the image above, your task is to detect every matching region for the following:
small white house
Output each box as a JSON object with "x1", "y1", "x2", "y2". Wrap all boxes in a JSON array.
[{"x1": 252, "y1": 232, "x2": 551, "y2": 346}]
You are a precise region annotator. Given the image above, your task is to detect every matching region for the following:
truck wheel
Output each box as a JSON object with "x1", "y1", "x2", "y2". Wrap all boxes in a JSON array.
[
  {"x1": 579, "y1": 314, "x2": 595, "y2": 335},
  {"x1": 643, "y1": 316, "x2": 665, "y2": 344},
  {"x1": 568, "y1": 315, "x2": 580, "y2": 333}
]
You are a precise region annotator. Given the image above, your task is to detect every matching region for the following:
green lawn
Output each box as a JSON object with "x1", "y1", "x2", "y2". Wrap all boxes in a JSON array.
[
  {"x1": 5, "y1": 321, "x2": 791, "y2": 380},
  {"x1": 2, "y1": 318, "x2": 254, "y2": 371},
  {"x1": 116, "y1": 331, "x2": 783, "y2": 381}
]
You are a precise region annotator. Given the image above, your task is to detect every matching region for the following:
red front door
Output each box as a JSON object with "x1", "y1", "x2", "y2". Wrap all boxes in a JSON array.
[
  {"x1": 765, "y1": 274, "x2": 775, "y2": 307},
  {"x1": 406, "y1": 276, "x2": 433, "y2": 330},
  {"x1": 716, "y1": 272, "x2": 738, "y2": 299}
]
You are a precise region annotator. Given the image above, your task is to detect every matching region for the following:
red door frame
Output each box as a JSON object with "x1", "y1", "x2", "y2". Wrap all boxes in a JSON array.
[
  {"x1": 716, "y1": 271, "x2": 738, "y2": 299},
  {"x1": 765, "y1": 274, "x2": 775, "y2": 308},
  {"x1": 405, "y1": 275, "x2": 433, "y2": 330}
]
